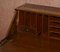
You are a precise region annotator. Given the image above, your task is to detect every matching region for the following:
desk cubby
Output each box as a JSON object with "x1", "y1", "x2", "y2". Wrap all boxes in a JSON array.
[{"x1": 48, "y1": 16, "x2": 60, "y2": 40}]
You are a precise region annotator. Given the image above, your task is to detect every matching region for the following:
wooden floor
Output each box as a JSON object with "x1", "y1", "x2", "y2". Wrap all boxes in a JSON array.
[{"x1": 0, "y1": 32, "x2": 60, "y2": 52}]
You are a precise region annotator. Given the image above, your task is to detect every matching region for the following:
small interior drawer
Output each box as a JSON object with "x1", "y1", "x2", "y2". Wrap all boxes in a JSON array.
[
  {"x1": 48, "y1": 16, "x2": 60, "y2": 22},
  {"x1": 48, "y1": 27, "x2": 60, "y2": 33},
  {"x1": 48, "y1": 22, "x2": 60, "y2": 28}
]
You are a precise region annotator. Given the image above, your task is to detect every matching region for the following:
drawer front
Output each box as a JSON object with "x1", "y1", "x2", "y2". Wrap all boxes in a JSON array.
[
  {"x1": 48, "y1": 16, "x2": 60, "y2": 23},
  {"x1": 48, "y1": 16, "x2": 60, "y2": 28},
  {"x1": 48, "y1": 22, "x2": 60, "y2": 28},
  {"x1": 48, "y1": 16, "x2": 60, "y2": 40}
]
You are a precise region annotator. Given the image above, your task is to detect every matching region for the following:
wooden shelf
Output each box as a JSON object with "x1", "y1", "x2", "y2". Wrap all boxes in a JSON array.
[
  {"x1": 48, "y1": 22, "x2": 60, "y2": 30},
  {"x1": 48, "y1": 20, "x2": 60, "y2": 23},
  {"x1": 48, "y1": 27, "x2": 60, "y2": 33},
  {"x1": 49, "y1": 31, "x2": 60, "y2": 34},
  {"x1": 48, "y1": 32, "x2": 60, "y2": 40},
  {"x1": 49, "y1": 37, "x2": 60, "y2": 40},
  {"x1": 48, "y1": 16, "x2": 60, "y2": 21},
  {"x1": 48, "y1": 25, "x2": 60, "y2": 29}
]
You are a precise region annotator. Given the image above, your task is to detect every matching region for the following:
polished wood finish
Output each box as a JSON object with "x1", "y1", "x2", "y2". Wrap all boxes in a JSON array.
[
  {"x1": 48, "y1": 16, "x2": 60, "y2": 40},
  {"x1": 0, "y1": 3, "x2": 60, "y2": 52},
  {"x1": 0, "y1": 32, "x2": 60, "y2": 52},
  {"x1": 15, "y1": 3, "x2": 60, "y2": 40},
  {"x1": 15, "y1": 3, "x2": 60, "y2": 52},
  {"x1": 16, "y1": 7, "x2": 43, "y2": 35}
]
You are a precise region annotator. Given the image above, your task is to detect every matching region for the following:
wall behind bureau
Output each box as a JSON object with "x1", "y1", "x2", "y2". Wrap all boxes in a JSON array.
[
  {"x1": 0, "y1": 0, "x2": 26, "y2": 41},
  {"x1": 27, "y1": 0, "x2": 60, "y2": 7}
]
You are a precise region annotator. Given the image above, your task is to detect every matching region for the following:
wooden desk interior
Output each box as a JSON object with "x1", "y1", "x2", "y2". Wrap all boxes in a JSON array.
[{"x1": 15, "y1": 3, "x2": 60, "y2": 40}]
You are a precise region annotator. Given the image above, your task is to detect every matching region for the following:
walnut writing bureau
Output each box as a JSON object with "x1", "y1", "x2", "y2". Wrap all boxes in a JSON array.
[{"x1": 15, "y1": 3, "x2": 60, "y2": 40}]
